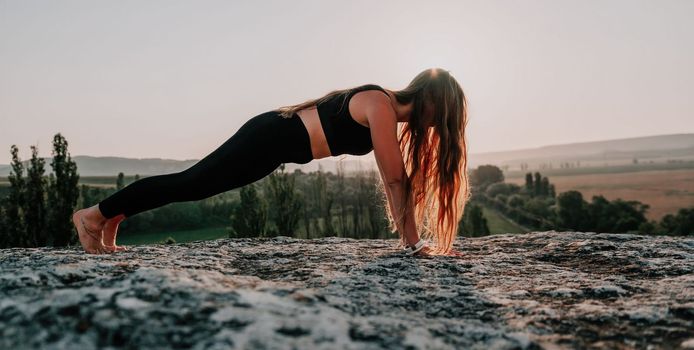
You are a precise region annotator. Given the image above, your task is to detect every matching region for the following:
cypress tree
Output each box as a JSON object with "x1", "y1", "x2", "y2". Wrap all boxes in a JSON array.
[
  {"x1": 46, "y1": 133, "x2": 80, "y2": 246},
  {"x1": 540, "y1": 177, "x2": 550, "y2": 197},
  {"x1": 116, "y1": 172, "x2": 125, "y2": 190},
  {"x1": 4, "y1": 145, "x2": 27, "y2": 247},
  {"x1": 534, "y1": 172, "x2": 542, "y2": 196},
  {"x1": 525, "y1": 172, "x2": 533, "y2": 193},
  {"x1": 25, "y1": 145, "x2": 47, "y2": 246}
]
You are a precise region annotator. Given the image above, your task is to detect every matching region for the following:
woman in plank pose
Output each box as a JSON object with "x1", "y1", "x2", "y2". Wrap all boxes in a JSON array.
[{"x1": 72, "y1": 67, "x2": 471, "y2": 257}]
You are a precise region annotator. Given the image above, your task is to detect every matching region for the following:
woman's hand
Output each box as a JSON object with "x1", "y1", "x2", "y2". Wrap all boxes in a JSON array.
[{"x1": 413, "y1": 246, "x2": 435, "y2": 257}]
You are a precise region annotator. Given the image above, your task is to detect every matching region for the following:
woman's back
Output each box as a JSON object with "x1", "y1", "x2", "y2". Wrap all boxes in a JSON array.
[{"x1": 310, "y1": 84, "x2": 390, "y2": 156}]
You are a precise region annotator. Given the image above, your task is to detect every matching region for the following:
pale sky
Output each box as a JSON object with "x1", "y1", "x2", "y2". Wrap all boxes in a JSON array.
[{"x1": 1, "y1": 0, "x2": 692, "y2": 164}]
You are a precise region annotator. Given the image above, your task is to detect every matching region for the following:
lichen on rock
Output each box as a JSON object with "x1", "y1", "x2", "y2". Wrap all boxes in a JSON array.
[{"x1": 0, "y1": 231, "x2": 692, "y2": 349}]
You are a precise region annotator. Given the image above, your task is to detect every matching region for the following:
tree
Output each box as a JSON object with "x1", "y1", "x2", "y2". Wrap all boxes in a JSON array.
[
  {"x1": 585, "y1": 195, "x2": 649, "y2": 234},
  {"x1": 298, "y1": 173, "x2": 315, "y2": 239},
  {"x1": 350, "y1": 170, "x2": 365, "y2": 238},
  {"x1": 3, "y1": 145, "x2": 27, "y2": 247},
  {"x1": 459, "y1": 203, "x2": 490, "y2": 237},
  {"x1": 24, "y1": 145, "x2": 47, "y2": 246},
  {"x1": 365, "y1": 169, "x2": 388, "y2": 238},
  {"x1": 469, "y1": 165, "x2": 504, "y2": 191},
  {"x1": 80, "y1": 185, "x2": 93, "y2": 208},
  {"x1": 45, "y1": 133, "x2": 80, "y2": 246},
  {"x1": 265, "y1": 164, "x2": 302, "y2": 237},
  {"x1": 229, "y1": 183, "x2": 267, "y2": 238},
  {"x1": 310, "y1": 165, "x2": 335, "y2": 237},
  {"x1": 524, "y1": 197, "x2": 552, "y2": 218},
  {"x1": 0, "y1": 199, "x2": 7, "y2": 247},
  {"x1": 335, "y1": 162, "x2": 349, "y2": 237},
  {"x1": 534, "y1": 172, "x2": 542, "y2": 196},
  {"x1": 486, "y1": 182, "x2": 520, "y2": 198},
  {"x1": 658, "y1": 207, "x2": 693, "y2": 236},
  {"x1": 556, "y1": 191, "x2": 590, "y2": 231},
  {"x1": 525, "y1": 172, "x2": 533, "y2": 192},
  {"x1": 548, "y1": 184, "x2": 556, "y2": 198},
  {"x1": 540, "y1": 177, "x2": 550, "y2": 196},
  {"x1": 507, "y1": 194, "x2": 525, "y2": 208},
  {"x1": 116, "y1": 172, "x2": 125, "y2": 190}
]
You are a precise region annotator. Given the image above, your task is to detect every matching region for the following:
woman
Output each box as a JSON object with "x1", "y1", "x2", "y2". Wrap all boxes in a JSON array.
[{"x1": 72, "y1": 67, "x2": 471, "y2": 257}]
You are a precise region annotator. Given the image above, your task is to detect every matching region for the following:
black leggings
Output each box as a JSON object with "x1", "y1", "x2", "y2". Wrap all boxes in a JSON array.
[{"x1": 97, "y1": 110, "x2": 313, "y2": 219}]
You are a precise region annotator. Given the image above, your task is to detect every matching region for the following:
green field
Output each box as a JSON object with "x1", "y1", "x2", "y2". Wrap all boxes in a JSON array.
[
  {"x1": 480, "y1": 205, "x2": 527, "y2": 234},
  {"x1": 117, "y1": 226, "x2": 229, "y2": 246}
]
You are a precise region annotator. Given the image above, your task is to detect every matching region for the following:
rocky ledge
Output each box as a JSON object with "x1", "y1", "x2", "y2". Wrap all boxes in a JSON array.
[{"x1": 0, "y1": 231, "x2": 692, "y2": 349}]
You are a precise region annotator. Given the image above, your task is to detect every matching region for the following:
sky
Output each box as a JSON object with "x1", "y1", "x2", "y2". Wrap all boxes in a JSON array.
[{"x1": 1, "y1": 0, "x2": 692, "y2": 164}]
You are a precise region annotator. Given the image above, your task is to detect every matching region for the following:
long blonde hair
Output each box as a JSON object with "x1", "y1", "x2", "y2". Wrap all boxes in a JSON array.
[
  {"x1": 387, "y1": 68, "x2": 471, "y2": 255},
  {"x1": 274, "y1": 68, "x2": 471, "y2": 255}
]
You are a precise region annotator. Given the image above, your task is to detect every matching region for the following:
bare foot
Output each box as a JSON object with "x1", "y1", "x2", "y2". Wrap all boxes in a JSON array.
[
  {"x1": 72, "y1": 209, "x2": 108, "y2": 254},
  {"x1": 102, "y1": 214, "x2": 127, "y2": 252}
]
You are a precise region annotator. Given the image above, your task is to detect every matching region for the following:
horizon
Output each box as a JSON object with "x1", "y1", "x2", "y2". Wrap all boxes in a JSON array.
[
  {"x1": 2, "y1": 0, "x2": 693, "y2": 164},
  {"x1": 1, "y1": 131, "x2": 690, "y2": 166}
]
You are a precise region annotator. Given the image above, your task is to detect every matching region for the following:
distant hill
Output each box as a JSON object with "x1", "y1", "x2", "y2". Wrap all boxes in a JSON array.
[
  {"x1": 1, "y1": 133, "x2": 692, "y2": 177},
  {"x1": 0, "y1": 155, "x2": 375, "y2": 177},
  {"x1": 467, "y1": 133, "x2": 694, "y2": 170}
]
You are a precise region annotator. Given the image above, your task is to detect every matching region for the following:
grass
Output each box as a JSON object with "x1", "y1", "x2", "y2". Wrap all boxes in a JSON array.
[
  {"x1": 117, "y1": 226, "x2": 229, "y2": 246},
  {"x1": 480, "y1": 205, "x2": 527, "y2": 234}
]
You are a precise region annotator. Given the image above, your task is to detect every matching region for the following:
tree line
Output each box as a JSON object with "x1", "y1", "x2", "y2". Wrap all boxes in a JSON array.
[
  {"x1": 2, "y1": 135, "x2": 691, "y2": 249},
  {"x1": 228, "y1": 162, "x2": 391, "y2": 239},
  {"x1": 468, "y1": 164, "x2": 693, "y2": 236},
  {"x1": 0, "y1": 135, "x2": 398, "y2": 248},
  {"x1": 0, "y1": 134, "x2": 79, "y2": 247}
]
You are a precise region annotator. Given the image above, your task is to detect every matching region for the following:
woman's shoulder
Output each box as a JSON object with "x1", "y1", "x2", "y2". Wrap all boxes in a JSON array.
[
  {"x1": 353, "y1": 83, "x2": 386, "y2": 93},
  {"x1": 351, "y1": 84, "x2": 389, "y2": 100}
]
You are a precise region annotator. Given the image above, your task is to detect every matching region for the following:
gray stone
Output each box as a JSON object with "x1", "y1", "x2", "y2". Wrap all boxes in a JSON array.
[{"x1": 0, "y1": 231, "x2": 692, "y2": 349}]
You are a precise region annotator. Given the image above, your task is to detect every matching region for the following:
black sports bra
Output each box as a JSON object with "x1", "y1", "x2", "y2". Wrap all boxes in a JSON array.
[{"x1": 316, "y1": 84, "x2": 389, "y2": 156}]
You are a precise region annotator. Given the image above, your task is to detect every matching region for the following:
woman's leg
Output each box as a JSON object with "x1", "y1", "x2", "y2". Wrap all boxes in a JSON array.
[
  {"x1": 74, "y1": 110, "x2": 312, "y2": 254},
  {"x1": 97, "y1": 110, "x2": 308, "y2": 219}
]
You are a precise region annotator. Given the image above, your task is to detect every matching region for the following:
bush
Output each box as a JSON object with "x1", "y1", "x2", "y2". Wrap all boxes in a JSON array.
[
  {"x1": 658, "y1": 207, "x2": 694, "y2": 236},
  {"x1": 161, "y1": 236, "x2": 176, "y2": 245},
  {"x1": 486, "y1": 182, "x2": 520, "y2": 198},
  {"x1": 524, "y1": 197, "x2": 553, "y2": 217},
  {"x1": 507, "y1": 194, "x2": 525, "y2": 208},
  {"x1": 470, "y1": 165, "x2": 504, "y2": 191}
]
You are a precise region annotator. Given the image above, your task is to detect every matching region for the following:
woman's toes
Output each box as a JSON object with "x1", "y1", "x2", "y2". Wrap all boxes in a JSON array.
[{"x1": 103, "y1": 244, "x2": 127, "y2": 253}]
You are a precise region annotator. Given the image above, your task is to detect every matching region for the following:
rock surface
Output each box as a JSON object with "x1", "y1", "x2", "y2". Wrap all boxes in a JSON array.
[{"x1": 0, "y1": 231, "x2": 692, "y2": 349}]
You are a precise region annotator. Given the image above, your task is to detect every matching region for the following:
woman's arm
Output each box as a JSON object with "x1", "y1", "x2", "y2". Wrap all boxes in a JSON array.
[
  {"x1": 365, "y1": 92, "x2": 421, "y2": 247},
  {"x1": 383, "y1": 177, "x2": 419, "y2": 246}
]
